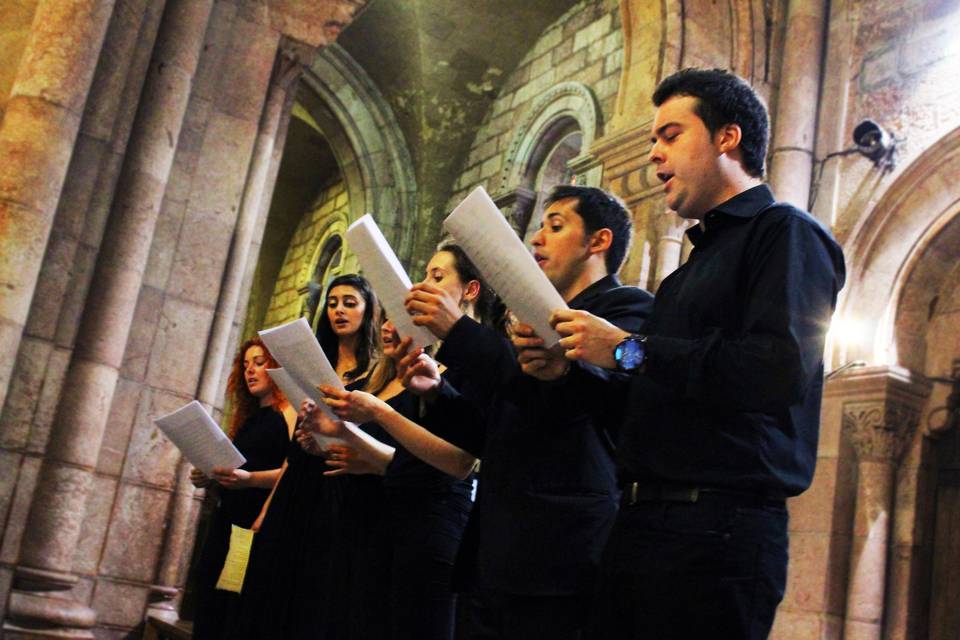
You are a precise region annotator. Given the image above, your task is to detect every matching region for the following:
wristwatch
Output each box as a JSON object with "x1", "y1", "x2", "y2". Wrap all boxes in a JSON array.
[{"x1": 614, "y1": 334, "x2": 647, "y2": 373}]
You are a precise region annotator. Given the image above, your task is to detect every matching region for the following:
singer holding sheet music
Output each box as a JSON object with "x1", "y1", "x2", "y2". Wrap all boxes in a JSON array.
[
  {"x1": 304, "y1": 244, "x2": 506, "y2": 640},
  {"x1": 405, "y1": 187, "x2": 653, "y2": 640},
  {"x1": 190, "y1": 338, "x2": 295, "y2": 640},
  {"x1": 230, "y1": 274, "x2": 385, "y2": 639}
]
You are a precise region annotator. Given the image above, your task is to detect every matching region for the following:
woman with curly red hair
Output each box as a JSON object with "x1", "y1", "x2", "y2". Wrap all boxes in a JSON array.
[{"x1": 190, "y1": 337, "x2": 296, "y2": 639}]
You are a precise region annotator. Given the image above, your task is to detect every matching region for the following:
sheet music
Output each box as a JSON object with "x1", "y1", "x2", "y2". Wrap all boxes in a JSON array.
[
  {"x1": 443, "y1": 186, "x2": 568, "y2": 346},
  {"x1": 345, "y1": 214, "x2": 436, "y2": 350},
  {"x1": 267, "y1": 367, "x2": 346, "y2": 449},
  {"x1": 259, "y1": 317, "x2": 343, "y2": 401},
  {"x1": 154, "y1": 400, "x2": 246, "y2": 476}
]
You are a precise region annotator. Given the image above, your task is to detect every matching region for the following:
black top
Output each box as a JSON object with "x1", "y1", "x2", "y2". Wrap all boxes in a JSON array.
[
  {"x1": 219, "y1": 405, "x2": 289, "y2": 528},
  {"x1": 436, "y1": 274, "x2": 652, "y2": 596},
  {"x1": 382, "y1": 389, "x2": 473, "y2": 496},
  {"x1": 616, "y1": 185, "x2": 845, "y2": 496}
]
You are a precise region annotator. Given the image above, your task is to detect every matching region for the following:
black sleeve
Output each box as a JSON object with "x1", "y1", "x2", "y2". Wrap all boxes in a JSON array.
[
  {"x1": 435, "y1": 315, "x2": 520, "y2": 405},
  {"x1": 643, "y1": 213, "x2": 845, "y2": 412}
]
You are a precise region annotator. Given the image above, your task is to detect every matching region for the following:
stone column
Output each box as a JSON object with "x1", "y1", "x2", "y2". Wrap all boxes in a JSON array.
[
  {"x1": 0, "y1": 0, "x2": 114, "y2": 422},
  {"x1": 653, "y1": 210, "x2": 689, "y2": 289},
  {"x1": 4, "y1": 1, "x2": 214, "y2": 636},
  {"x1": 146, "y1": 48, "x2": 303, "y2": 621},
  {"x1": 195, "y1": 51, "x2": 303, "y2": 408},
  {"x1": 767, "y1": 0, "x2": 828, "y2": 209},
  {"x1": 840, "y1": 366, "x2": 931, "y2": 640}
]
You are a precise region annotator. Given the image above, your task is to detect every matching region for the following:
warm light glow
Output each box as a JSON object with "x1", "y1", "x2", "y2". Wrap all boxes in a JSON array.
[{"x1": 830, "y1": 313, "x2": 866, "y2": 354}]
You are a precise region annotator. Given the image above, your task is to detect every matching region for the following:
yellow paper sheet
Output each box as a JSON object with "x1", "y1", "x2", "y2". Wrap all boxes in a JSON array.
[{"x1": 215, "y1": 525, "x2": 254, "y2": 593}]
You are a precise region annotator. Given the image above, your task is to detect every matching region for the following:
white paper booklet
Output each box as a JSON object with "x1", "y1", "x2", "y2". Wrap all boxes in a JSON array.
[
  {"x1": 259, "y1": 317, "x2": 343, "y2": 401},
  {"x1": 154, "y1": 400, "x2": 245, "y2": 476},
  {"x1": 443, "y1": 186, "x2": 568, "y2": 345},
  {"x1": 266, "y1": 367, "x2": 345, "y2": 448},
  {"x1": 345, "y1": 214, "x2": 436, "y2": 350}
]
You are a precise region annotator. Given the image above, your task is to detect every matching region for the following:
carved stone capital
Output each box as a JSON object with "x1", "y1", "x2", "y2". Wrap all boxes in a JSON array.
[{"x1": 843, "y1": 399, "x2": 921, "y2": 463}]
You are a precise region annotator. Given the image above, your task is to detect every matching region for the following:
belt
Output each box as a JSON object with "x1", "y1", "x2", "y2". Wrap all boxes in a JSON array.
[{"x1": 619, "y1": 482, "x2": 785, "y2": 507}]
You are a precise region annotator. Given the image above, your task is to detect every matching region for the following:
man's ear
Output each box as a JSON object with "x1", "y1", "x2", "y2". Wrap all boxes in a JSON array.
[
  {"x1": 716, "y1": 123, "x2": 742, "y2": 155},
  {"x1": 589, "y1": 228, "x2": 613, "y2": 256}
]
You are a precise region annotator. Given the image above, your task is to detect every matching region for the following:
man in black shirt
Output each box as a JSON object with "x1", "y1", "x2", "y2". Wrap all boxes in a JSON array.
[
  {"x1": 550, "y1": 69, "x2": 846, "y2": 638},
  {"x1": 404, "y1": 186, "x2": 652, "y2": 639}
]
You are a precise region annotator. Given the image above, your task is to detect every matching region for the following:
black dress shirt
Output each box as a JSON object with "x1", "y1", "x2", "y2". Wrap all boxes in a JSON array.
[
  {"x1": 435, "y1": 274, "x2": 652, "y2": 596},
  {"x1": 618, "y1": 184, "x2": 845, "y2": 496}
]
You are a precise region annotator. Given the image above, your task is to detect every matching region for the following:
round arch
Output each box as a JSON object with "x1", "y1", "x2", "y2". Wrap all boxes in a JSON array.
[
  {"x1": 833, "y1": 125, "x2": 960, "y2": 367},
  {"x1": 300, "y1": 43, "x2": 418, "y2": 263},
  {"x1": 498, "y1": 81, "x2": 601, "y2": 195}
]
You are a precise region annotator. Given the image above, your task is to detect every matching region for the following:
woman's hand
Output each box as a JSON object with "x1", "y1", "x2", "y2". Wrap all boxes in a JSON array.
[
  {"x1": 295, "y1": 427, "x2": 325, "y2": 456},
  {"x1": 190, "y1": 468, "x2": 212, "y2": 489},
  {"x1": 300, "y1": 399, "x2": 347, "y2": 437},
  {"x1": 405, "y1": 282, "x2": 464, "y2": 339},
  {"x1": 323, "y1": 444, "x2": 386, "y2": 477},
  {"x1": 318, "y1": 385, "x2": 391, "y2": 424},
  {"x1": 394, "y1": 338, "x2": 441, "y2": 396},
  {"x1": 211, "y1": 467, "x2": 251, "y2": 489}
]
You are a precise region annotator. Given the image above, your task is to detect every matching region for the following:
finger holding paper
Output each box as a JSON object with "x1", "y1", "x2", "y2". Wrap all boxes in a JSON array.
[
  {"x1": 551, "y1": 308, "x2": 629, "y2": 369},
  {"x1": 443, "y1": 186, "x2": 567, "y2": 346},
  {"x1": 345, "y1": 214, "x2": 435, "y2": 350},
  {"x1": 406, "y1": 282, "x2": 464, "y2": 339}
]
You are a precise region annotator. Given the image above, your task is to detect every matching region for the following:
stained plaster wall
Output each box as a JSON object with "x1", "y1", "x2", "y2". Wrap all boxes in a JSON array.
[{"x1": 447, "y1": 0, "x2": 623, "y2": 216}]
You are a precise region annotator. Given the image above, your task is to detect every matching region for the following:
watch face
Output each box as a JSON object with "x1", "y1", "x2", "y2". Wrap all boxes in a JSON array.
[{"x1": 616, "y1": 338, "x2": 644, "y2": 370}]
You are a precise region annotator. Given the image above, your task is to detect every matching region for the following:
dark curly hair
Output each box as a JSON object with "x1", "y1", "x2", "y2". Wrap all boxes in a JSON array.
[
  {"x1": 543, "y1": 185, "x2": 633, "y2": 275},
  {"x1": 436, "y1": 242, "x2": 510, "y2": 338},
  {"x1": 652, "y1": 68, "x2": 770, "y2": 178},
  {"x1": 315, "y1": 274, "x2": 381, "y2": 382}
]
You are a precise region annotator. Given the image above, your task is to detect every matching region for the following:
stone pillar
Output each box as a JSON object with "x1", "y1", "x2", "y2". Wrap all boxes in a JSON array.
[
  {"x1": 0, "y1": 0, "x2": 114, "y2": 423},
  {"x1": 653, "y1": 210, "x2": 689, "y2": 289},
  {"x1": 195, "y1": 51, "x2": 303, "y2": 408},
  {"x1": 146, "y1": 48, "x2": 303, "y2": 621},
  {"x1": 4, "y1": 1, "x2": 214, "y2": 636},
  {"x1": 767, "y1": 0, "x2": 828, "y2": 209},
  {"x1": 839, "y1": 366, "x2": 931, "y2": 640}
]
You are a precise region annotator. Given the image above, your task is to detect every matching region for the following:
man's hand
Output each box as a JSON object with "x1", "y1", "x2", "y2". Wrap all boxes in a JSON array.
[
  {"x1": 550, "y1": 309, "x2": 630, "y2": 369},
  {"x1": 395, "y1": 337, "x2": 442, "y2": 397},
  {"x1": 212, "y1": 467, "x2": 251, "y2": 489},
  {"x1": 512, "y1": 322, "x2": 569, "y2": 381},
  {"x1": 405, "y1": 282, "x2": 464, "y2": 339}
]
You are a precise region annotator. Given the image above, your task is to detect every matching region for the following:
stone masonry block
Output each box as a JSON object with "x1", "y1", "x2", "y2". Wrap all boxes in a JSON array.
[
  {"x1": 573, "y1": 13, "x2": 612, "y2": 52},
  {"x1": 98, "y1": 483, "x2": 170, "y2": 581},
  {"x1": 73, "y1": 474, "x2": 119, "y2": 575},
  {"x1": 97, "y1": 376, "x2": 143, "y2": 476},
  {"x1": 121, "y1": 387, "x2": 188, "y2": 490},
  {"x1": 145, "y1": 297, "x2": 214, "y2": 396},
  {"x1": 90, "y1": 577, "x2": 150, "y2": 628}
]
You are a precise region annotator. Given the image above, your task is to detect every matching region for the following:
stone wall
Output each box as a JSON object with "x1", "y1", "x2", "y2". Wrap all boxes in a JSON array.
[
  {"x1": 446, "y1": 0, "x2": 622, "y2": 213},
  {"x1": 262, "y1": 179, "x2": 356, "y2": 328}
]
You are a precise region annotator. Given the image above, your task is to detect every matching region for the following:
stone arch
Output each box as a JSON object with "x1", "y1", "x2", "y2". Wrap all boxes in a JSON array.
[
  {"x1": 498, "y1": 81, "x2": 601, "y2": 193},
  {"x1": 300, "y1": 43, "x2": 418, "y2": 264},
  {"x1": 494, "y1": 82, "x2": 601, "y2": 236},
  {"x1": 834, "y1": 125, "x2": 960, "y2": 367}
]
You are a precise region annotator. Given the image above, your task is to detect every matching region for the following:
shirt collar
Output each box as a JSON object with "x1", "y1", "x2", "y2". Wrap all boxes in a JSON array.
[
  {"x1": 687, "y1": 184, "x2": 775, "y2": 245},
  {"x1": 568, "y1": 274, "x2": 621, "y2": 309}
]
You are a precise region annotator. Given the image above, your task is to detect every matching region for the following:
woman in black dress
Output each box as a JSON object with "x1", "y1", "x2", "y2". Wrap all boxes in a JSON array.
[
  {"x1": 190, "y1": 337, "x2": 295, "y2": 640},
  {"x1": 232, "y1": 274, "x2": 385, "y2": 639},
  {"x1": 308, "y1": 244, "x2": 508, "y2": 639}
]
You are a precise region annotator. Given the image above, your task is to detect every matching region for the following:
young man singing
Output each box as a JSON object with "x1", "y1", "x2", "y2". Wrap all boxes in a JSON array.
[
  {"x1": 405, "y1": 186, "x2": 652, "y2": 639},
  {"x1": 551, "y1": 69, "x2": 846, "y2": 638}
]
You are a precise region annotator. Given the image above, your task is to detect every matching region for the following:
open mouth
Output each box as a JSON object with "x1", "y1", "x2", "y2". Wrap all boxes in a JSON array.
[
  {"x1": 657, "y1": 172, "x2": 674, "y2": 190},
  {"x1": 534, "y1": 253, "x2": 547, "y2": 266},
  {"x1": 334, "y1": 319, "x2": 350, "y2": 328}
]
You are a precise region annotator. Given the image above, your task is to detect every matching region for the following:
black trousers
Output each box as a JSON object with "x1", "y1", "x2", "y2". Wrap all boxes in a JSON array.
[
  {"x1": 387, "y1": 489, "x2": 472, "y2": 640},
  {"x1": 455, "y1": 589, "x2": 589, "y2": 640},
  {"x1": 588, "y1": 493, "x2": 789, "y2": 640}
]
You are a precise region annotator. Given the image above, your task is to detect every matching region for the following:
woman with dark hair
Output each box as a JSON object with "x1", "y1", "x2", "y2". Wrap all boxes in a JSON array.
[
  {"x1": 315, "y1": 273, "x2": 382, "y2": 383},
  {"x1": 230, "y1": 274, "x2": 387, "y2": 639},
  {"x1": 190, "y1": 337, "x2": 295, "y2": 640},
  {"x1": 304, "y1": 245, "x2": 507, "y2": 639}
]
